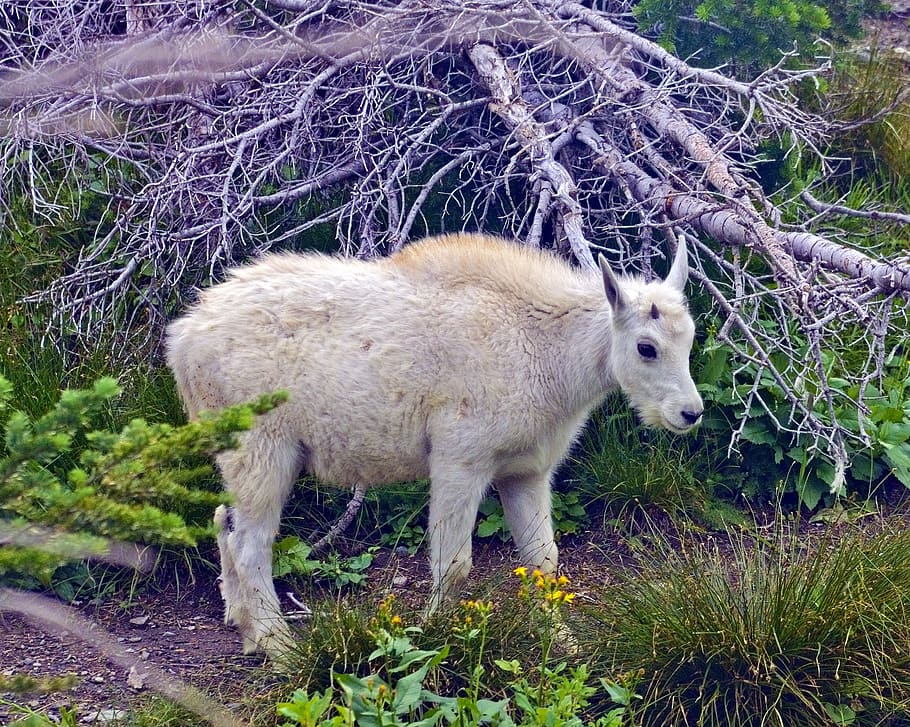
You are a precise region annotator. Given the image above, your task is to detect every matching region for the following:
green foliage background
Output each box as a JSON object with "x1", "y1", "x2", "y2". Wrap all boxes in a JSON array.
[{"x1": 634, "y1": 0, "x2": 886, "y2": 74}]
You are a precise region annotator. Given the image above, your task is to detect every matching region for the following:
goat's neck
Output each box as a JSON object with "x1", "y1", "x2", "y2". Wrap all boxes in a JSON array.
[{"x1": 544, "y1": 294, "x2": 618, "y2": 419}]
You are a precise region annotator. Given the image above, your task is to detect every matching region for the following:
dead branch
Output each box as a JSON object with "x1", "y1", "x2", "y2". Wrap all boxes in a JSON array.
[
  {"x1": 0, "y1": 521, "x2": 155, "y2": 572},
  {"x1": 0, "y1": 0, "x2": 908, "y2": 481},
  {"x1": 468, "y1": 42, "x2": 595, "y2": 268},
  {"x1": 309, "y1": 484, "x2": 369, "y2": 555},
  {"x1": 800, "y1": 189, "x2": 910, "y2": 226}
]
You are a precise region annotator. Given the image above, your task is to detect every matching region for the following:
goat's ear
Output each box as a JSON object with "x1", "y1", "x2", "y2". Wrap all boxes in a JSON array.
[
  {"x1": 599, "y1": 253, "x2": 626, "y2": 313},
  {"x1": 665, "y1": 233, "x2": 690, "y2": 292}
]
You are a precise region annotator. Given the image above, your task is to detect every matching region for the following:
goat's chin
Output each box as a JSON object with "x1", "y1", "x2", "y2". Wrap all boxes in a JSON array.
[
  {"x1": 633, "y1": 406, "x2": 695, "y2": 435},
  {"x1": 662, "y1": 420, "x2": 696, "y2": 435},
  {"x1": 632, "y1": 405, "x2": 665, "y2": 430}
]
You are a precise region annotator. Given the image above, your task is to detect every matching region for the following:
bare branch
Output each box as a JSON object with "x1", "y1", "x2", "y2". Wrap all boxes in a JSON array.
[
  {"x1": 800, "y1": 189, "x2": 910, "y2": 226},
  {"x1": 310, "y1": 484, "x2": 369, "y2": 555},
  {"x1": 468, "y1": 42, "x2": 595, "y2": 267},
  {"x1": 0, "y1": 0, "x2": 907, "y2": 477}
]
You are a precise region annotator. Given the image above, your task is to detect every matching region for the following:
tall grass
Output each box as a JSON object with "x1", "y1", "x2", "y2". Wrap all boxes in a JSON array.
[
  {"x1": 571, "y1": 401, "x2": 729, "y2": 529},
  {"x1": 586, "y1": 521, "x2": 910, "y2": 726},
  {"x1": 828, "y1": 46, "x2": 910, "y2": 181}
]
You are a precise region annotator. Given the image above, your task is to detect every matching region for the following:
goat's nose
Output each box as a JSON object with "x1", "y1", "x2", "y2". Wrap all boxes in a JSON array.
[{"x1": 681, "y1": 409, "x2": 703, "y2": 426}]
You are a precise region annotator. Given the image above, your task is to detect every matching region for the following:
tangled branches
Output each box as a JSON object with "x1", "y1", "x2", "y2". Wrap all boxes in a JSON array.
[{"x1": 1, "y1": 0, "x2": 908, "y2": 484}]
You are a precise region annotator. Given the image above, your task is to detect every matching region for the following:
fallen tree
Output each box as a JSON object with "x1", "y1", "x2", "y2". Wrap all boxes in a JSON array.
[{"x1": 0, "y1": 0, "x2": 908, "y2": 494}]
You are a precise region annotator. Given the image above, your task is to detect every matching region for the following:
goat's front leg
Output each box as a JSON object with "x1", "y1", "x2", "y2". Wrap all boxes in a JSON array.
[
  {"x1": 498, "y1": 469, "x2": 578, "y2": 651},
  {"x1": 496, "y1": 470, "x2": 558, "y2": 575}
]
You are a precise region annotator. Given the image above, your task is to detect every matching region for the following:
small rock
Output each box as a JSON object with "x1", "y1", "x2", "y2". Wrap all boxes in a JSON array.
[
  {"x1": 127, "y1": 664, "x2": 148, "y2": 690},
  {"x1": 127, "y1": 636, "x2": 142, "y2": 643},
  {"x1": 128, "y1": 615, "x2": 149, "y2": 627},
  {"x1": 91, "y1": 675, "x2": 106, "y2": 684},
  {"x1": 392, "y1": 575, "x2": 409, "y2": 587},
  {"x1": 81, "y1": 708, "x2": 126, "y2": 723}
]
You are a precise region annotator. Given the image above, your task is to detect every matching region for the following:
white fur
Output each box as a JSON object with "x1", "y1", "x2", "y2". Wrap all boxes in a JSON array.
[{"x1": 165, "y1": 233, "x2": 703, "y2": 658}]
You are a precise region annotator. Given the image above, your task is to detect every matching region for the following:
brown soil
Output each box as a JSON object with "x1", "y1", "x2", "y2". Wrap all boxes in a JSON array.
[{"x1": 864, "y1": 1, "x2": 910, "y2": 56}]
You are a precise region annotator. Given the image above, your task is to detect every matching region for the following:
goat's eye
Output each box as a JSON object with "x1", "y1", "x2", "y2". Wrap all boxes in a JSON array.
[{"x1": 637, "y1": 342, "x2": 657, "y2": 360}]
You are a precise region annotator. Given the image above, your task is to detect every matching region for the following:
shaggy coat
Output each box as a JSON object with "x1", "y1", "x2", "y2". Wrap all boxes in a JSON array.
[{"x1": 166, "y1": 233, "x2": 703, "y2": 658}]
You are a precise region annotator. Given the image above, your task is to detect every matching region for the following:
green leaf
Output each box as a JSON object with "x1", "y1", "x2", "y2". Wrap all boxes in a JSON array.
[
  {"x1": 495, "y1": 658, "x2": 522, "y2": 674},
  {"x1": 476, "y1": 517, "x2": 505, "y2": 538},
  {"x1": 392, "y1": 669, "x2": 424, "y2": 713},
  {"x1": 796, "y1": 475, "x2": 825, "y2": 510},
  {"x1": 882, "y1": 442, "x2": 910, "y2": 487},
  {"x1": 823, "y1": 702, "x2": 856, "y2": 726},
  {"x1": 740, "y1": 419, "x2": 777, "y2": 446},
  {"x1": 276, "y1": 687, "x2": 334, "y2": 724}
]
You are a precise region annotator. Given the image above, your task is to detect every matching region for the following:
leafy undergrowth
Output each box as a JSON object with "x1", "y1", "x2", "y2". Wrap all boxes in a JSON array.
[
  {"x1": 6, "y1": 508, "x2": 910, "y2": 727},
  {"x1": 272, "y1": 515, "x2": 910, "y2": 727},
  {"x1": 278, "y1": 570, "x2": 629, "y2": 727}
]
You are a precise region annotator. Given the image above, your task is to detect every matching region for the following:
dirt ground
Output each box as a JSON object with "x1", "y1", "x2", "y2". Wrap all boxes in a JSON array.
[
  {"x1": 0, "y1": 530, "x2": 627, "y2": 725},
  {"x1": 864, "y1": 0, "x2": 910, "y2": 54},
  {"x1": 2, "y1": 493, "x2": 910, "y2": 726}
]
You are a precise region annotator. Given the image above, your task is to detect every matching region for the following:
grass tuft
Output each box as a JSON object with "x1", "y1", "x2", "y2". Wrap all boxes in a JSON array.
[
  {"x1": 571, "y1": 403, "x2": 717, "y2": 529},
  {"x1": 586, "y1": 520, "x2": 910, "y2": 726}
]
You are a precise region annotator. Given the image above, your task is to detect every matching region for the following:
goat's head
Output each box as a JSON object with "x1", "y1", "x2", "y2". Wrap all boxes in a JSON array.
[{"x1": 600, "y1": 236, "x2": 703, "y2": 434}]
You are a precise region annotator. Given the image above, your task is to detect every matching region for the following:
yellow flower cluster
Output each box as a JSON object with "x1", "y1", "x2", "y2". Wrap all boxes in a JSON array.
[
  {"x1": 457, "y1": 598, "x2": 494, "y2": 628},
  {"x1": 462, "y1": 599, "x2": 494, "y2": 614},
  {"x1": 514, "y1": 567, "x2": 576, "y2": 605},
  {"x1": 372, "y1": 593, "x2": 405, "y2": 633},
  {"x1": 453, "y1": 597, "x2": 494, "y2": 637}
]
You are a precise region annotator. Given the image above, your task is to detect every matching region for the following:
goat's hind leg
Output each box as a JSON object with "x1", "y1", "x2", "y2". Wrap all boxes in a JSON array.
[
  {"x1": 426, "y1": 460, "x2": 492, "y2": 614},
  {"x1": 216, "y1": 433, "x2": 301, "y2": 659},
  {"x1": 214, "y1": 503, "x2": 243, "y2": 629}
]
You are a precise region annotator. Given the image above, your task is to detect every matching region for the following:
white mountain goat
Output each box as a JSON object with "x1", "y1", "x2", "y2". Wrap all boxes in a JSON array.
[{"x1": 166, "y1": 232, "x2": 703, "y2": 658}]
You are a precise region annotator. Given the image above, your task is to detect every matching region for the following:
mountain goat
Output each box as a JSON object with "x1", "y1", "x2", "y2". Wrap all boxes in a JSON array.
[{"x1": 166, "y1": 232, "x2": 703, "y2": 658}]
